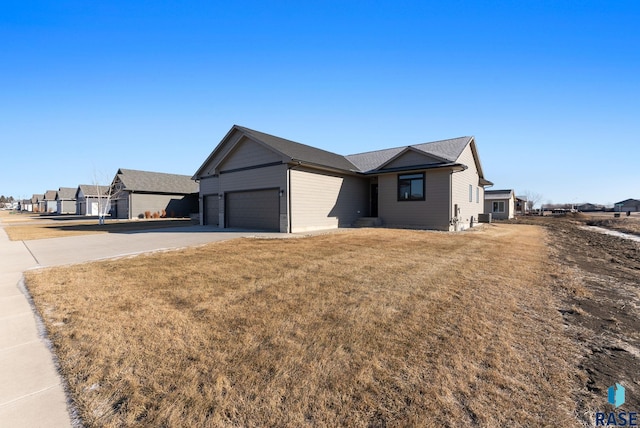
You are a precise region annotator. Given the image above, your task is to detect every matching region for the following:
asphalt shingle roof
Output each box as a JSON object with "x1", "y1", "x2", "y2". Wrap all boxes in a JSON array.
[
  {"x1": 345, "y1": 137, "x2": 472, "y2": 172},
  {"x1": 116, "y1": 169, "x2": 198, "y2": 194},
  {"x1": 236, "y1": 126, "x2": 359, "y2": 172},
  {"x1": 44, "y1": 190, "x2": 57, "y2": 200},
  {"x1": 57, "y1": 187, "x2": 77, "y2": 200},
  {"x1": 485, "y1": 189, "x2": 514, "y2": 199},
  {"x1": 77, "y1": 185, "x2": 110, "y2": 197}
]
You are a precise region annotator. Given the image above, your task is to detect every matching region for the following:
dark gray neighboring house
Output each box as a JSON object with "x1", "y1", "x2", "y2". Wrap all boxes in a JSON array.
[
  {"x1": 110, "y1": 168, "x2": 199, "y2": 219},
  {"x1": 56, "y1": 187, "x2": 78, "y2": 214},
  {"x1": 615, "y1": 198, "x2": 640, "y2": 212}
]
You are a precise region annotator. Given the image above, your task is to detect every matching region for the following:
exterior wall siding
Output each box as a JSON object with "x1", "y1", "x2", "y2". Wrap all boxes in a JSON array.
[
  {"x1": 378, "y1": 169, "x2": 451, "y2": 230},
  {"x1": 382, "y1": 150, "x2": 441, "y2": 169},
  {"x1": 198, "y1": 131, "x2": 244, "y2": 178},
  {"x1": 129, "y1": 193, "x2": 198, "y2": 219},
  {"x1": 290, "y1": 168, "x2": 368, "y2": 233},
  {"x1": 451, "y1": 144, "x2": 484, "y2": 230},
  {"x1": 219, "y1": 138, "x2": 282, "y2": 171},
  {"x1": 484, "y1": 197, "x2": 515, "y2": 220},
  {"x1": 57, "y1": 200, "x2": 77, "y2": 214}
]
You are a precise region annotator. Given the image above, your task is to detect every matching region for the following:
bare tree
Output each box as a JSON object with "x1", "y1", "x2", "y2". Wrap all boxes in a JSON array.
[
  {"x1": 93, "y1": 170, "x2": 120, "y2": 225},
  {"x1": 523, "y1": 190, "x2": 543, "y2": 211}
]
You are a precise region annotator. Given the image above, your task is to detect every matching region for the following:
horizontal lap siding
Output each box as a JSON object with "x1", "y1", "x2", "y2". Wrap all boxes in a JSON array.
[
  {"x1": 130, "y1": 193, "x2": 197, "y2": 219},
  {"x1": 378, "y1": 170, "x2": 451, "y2": 230},
  {"x1": 290, "y1": 168, "x2": 368, "y2": 233},
  {"x1": 451, "y1": 144, "x2": 483, "y2": 229}
]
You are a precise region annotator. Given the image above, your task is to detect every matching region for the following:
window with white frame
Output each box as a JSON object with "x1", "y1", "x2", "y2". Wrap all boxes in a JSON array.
[
  {"x1": 469, "y1": 185, "x2": 473, "y2": 202},
  {"x1": 492, "y1": 201, "x2": 505, "y2": 213},
  {"x1": 476, "y1": 187, "x2": 479, "y2": 203}
]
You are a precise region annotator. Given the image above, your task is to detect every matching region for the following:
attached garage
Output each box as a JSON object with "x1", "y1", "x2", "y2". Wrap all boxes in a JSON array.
[
  {"x1": 225, "y1": 189, "x2": 280, "y2": 231},
  {"x1": 204, "y1": 195, "x2": 219, "y2": 226}
]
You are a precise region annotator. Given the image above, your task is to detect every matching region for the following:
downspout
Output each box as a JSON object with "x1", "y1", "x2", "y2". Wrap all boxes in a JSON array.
[{"x1": 288, "y1": 161, "x2": 303, "y2": 233}]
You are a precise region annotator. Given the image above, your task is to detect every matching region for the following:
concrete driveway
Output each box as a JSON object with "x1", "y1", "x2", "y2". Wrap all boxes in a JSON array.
[{"x1": 0, "y1": 223, "x2": 286, "y2": 427}]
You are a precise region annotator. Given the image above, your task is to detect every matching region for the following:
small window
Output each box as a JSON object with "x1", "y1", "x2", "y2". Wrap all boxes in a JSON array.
[
  {"x1": 493, "y1": 201, "x2": 505, "y2": 213},
  {"x1": 469, "y1": 185, "x2": 473, "y2": 202},
  {"x1": 476, "y1": 187, "x2": 479, "y2": 203},
  {"x1": 398, "y1": 173, "x2": 425, "y2": 201}
]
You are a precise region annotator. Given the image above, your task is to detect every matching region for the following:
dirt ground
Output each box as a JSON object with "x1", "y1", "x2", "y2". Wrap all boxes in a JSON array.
[{"x1": 510, "y1": 214, "x2": 640, "y2": 421}]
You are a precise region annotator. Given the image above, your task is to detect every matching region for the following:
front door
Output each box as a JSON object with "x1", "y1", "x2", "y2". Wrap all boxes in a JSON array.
[{"x1": 370, "y1": 183, "x2": 378, "y2": 217}]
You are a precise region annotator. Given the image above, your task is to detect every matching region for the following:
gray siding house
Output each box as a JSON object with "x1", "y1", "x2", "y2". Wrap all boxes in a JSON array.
[
  {"x1": 32, "y1": 194, "x2": 45, "y2": 213},
  {"x1": 110, "y1": 168, "x2": 198, "y2": 219},
  {"x1": 76, "y1": 185, "x2": 111, "y2": 216},
  {"x1": 56, "y1": 187, "x2": 77, "y2": 214},
  {"x1": 484, "y1": 189, "x2": 516, "y2": 220},
  {"x1": 615, "y1": 198, "x2": 640, "y2": 212},
  {"x1": 193, "y1": 125, "x2": 492, "y2": 232},
  {"x1": 43, "y1": 190, "x2": 58, "y2": 213}
]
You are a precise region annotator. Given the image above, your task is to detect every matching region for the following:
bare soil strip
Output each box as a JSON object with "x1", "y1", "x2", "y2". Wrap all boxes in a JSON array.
[{"x1": 25, "y1": 225, "x2": 582, "y2": 427}]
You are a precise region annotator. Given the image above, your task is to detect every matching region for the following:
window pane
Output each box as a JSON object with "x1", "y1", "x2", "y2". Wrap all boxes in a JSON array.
[{"x1": 411, "y1": 179, "x2": 423, "y2": 199}]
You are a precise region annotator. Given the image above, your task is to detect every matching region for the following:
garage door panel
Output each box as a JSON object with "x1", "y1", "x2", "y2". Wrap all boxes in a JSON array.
[
  {"x1": 226, "y1": 189, "x2": 279, "y2": 231},
  {"x1": 204, "y1": 195, "x2": 219, "y2": 226}
]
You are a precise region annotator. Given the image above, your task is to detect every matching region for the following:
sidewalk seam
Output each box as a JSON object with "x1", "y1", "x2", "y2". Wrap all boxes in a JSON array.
[{"x1": 21, "y1": 241, "x2": 40, "y2": 265}]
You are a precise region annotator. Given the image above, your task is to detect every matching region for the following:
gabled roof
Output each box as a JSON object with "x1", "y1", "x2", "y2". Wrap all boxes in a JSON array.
[
  {"x1": 32, "y1": 194, "x2": 44, "y2": 203},
  {"x1": 57, "y1": 187, "x2": 77, "y2": 200},
  {"x1": 44, "y1": 190, "x2": 57, "y2": 200},
  {"x1": 346, "y1": 137, "x2": 471, "y2": 172},
  {"x1": 76, "y1": 185, "x2": 110, "y2": 198},
  {"x1": 485, "y1": 189, "x2": 514, "y2": 200},
  {"x1": 234, "y1": 126, "x2": 359, "y2": 172},
  {"x1": 115, "y1": 168, "x2": 198, "y2": 194},
  {"x1": 615, "y1": 198, "x2": 640, "y2": 205},
  {"x1": 195, "y1": 125, "x2": 491, "y2": 182}
]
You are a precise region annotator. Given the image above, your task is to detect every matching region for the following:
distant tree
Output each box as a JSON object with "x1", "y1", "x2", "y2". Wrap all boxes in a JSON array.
[
  {"x1": 0, "y1": 195, "x2": 5, "y2": 203},
  {"x1": 523, "y1": 190, "x2": 543, "y2": 211}
]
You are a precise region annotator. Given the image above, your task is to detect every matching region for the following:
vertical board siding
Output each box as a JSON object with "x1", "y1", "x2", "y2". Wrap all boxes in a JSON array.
[
  {"x1": 378, "y1": 169, "x2": 451, "y2": 230},
  {"x1": 290, "y1": 168, "x2": 368, "y2": 233},
  {"x1": 451, "y1": 143, "x2": 484, "y2": 229}
]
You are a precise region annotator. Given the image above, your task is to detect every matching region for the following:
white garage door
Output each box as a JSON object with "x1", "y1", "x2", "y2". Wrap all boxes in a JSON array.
[
  {"x1": 204, "y1": 195, "x2": 219, "y2": 226},
  {"x1": 226, "y1": 189, "x2": 280, "y2": 231}
]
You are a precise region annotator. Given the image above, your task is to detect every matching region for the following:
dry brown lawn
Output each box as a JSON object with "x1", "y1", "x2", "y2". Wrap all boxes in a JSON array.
[
  {"x1": 25, "y1": 225, "x2": 583, "y2": 427},
  {"x1": 3, "y1": 217, "x2": 193, "y2": 241}
]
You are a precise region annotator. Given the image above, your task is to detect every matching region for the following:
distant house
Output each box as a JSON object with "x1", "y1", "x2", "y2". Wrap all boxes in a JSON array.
[
  {"x1": 484, "y1": 189, "x2": 516, "y2": 220},
  {"x1": 76, "y1": 185, "x2": 111, "y2": 216},
  {"x1": 110, "y1": 168, "x2": 199, "y2": 219},
  {"x1": 20, "y1": 198, "x2": 33, "y2": 212},
  {"x1": 615, "y1": 198, "x2": 640, "y2": 212},
  {"x1": 193, "y1": 125, "x2": 492, "y2": 232},
  {"x1": 43, "y1": 190, "x2": 58, "y2": 213},
  {"x1": 32, "y1": 194, "x2": 45, "y2": 213},
  {"x1": 515, "y1": 196, "x2": 528, "y2": 215},
  {"x1": 56, "y1": 187, "x2": 77, "y2": 214}
]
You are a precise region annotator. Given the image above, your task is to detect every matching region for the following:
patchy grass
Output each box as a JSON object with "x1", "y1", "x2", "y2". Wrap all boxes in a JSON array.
[
  {"x1": 25, "y1": 225, "x2": 582, "y2": 427},
  {"x1": 3, "y1": 218, "x2": 193, "y2": 241},
  {"x1": 585, "y1": 217, "x2": 640, "y2": 236}
]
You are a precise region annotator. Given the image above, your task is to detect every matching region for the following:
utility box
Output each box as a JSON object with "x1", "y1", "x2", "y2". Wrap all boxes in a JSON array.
[{"x1": 478, "y1": 213, "x2": 492, "y2": 223}]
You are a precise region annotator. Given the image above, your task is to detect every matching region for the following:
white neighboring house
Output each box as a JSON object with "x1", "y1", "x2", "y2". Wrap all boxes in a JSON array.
[
  {"x1": 75, "y1": 184, "x2": 111, "y2": 216},
  {"x1": 484, "y1": 189, "x2": 516, "y2": 220}
]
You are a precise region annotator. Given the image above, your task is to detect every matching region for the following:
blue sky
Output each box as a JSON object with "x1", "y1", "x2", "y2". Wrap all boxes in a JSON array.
[{"x1": 1, "y1": 0, "x2": 638, "y2": 206}]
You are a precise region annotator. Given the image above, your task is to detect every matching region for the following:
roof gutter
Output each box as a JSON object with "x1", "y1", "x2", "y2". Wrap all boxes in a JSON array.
[{"x1": 359, "y1": 162, "x2": 467, "y2": 175}]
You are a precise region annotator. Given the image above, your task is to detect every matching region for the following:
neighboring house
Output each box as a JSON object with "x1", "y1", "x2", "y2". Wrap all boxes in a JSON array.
[
  {"x1": 110, "y1": 168, "x2": 199, "y2": 219},
  {"x1": 56, "y1": 187, "x2": 78, "y2": 214},
  {"x1": 193, "y1": 125, "x2": 492, "y2": 232},
  {"x1": 515, "y1": 196, "x2": 528, "y2": 215},
  {"x1": 20, "y1": 199, "x2": 33, "y2": 212},
  {"x1": 43, "y1": 190, "x2": 58, "y2": 213},
  {"x1": 484, "y1": 189, "x2": 516, "y2": 220},
  {"x1": 76, "y1": 185, "x2": 111, "y2": 216},
  {"x1": 32, "y1": 194, "x2": 45, "y2": 213},
  {"x1": 614, "y1": 198, "x2": 640, "y2": 212}
]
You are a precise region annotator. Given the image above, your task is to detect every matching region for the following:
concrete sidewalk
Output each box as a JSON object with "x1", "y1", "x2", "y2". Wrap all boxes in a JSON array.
[
  {"x1": 0, "y1": 226, "x2": 73, "y2": 427},
  {"x1": 0, "y1": 223, "x2": 291, "y2": 427}
]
